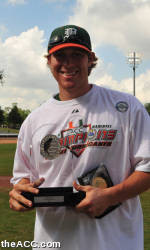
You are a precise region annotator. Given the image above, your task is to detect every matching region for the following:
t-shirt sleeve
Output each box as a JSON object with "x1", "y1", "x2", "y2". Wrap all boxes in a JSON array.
[
  {"x1": 129, "y1": 98, "x2": 150, "y2": 172},
  {"x1": 10, "y1": 116, "x2": 39, "y2": 185}
]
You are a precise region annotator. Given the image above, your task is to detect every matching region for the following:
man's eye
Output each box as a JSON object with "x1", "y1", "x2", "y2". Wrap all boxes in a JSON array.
[
  {"x1": 73, "y1": 52, "x2": 83, "y2": 57},
  {"x1": 54, "y1": 52, "x2": 64, "y2": 58}
]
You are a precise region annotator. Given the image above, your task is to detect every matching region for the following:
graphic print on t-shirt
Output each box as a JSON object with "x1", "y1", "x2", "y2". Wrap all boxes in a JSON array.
[{"x1": 40, "y1": 119, "x2": 117, "y2": 159}]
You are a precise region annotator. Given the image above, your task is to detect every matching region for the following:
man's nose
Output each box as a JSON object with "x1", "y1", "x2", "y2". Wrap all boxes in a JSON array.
[{"x1": 63, "y1": 55, "x2": 74, "y2": 66}]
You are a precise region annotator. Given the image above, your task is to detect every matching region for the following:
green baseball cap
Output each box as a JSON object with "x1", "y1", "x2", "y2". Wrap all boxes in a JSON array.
[{"x1": 48, "y1": 25, "x2": 92, "y2": 54}]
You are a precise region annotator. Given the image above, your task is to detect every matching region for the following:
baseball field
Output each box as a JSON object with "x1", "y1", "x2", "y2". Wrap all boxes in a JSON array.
[
  {"x1": 0, "y1": 141, "x2": 150, "y2": 250},
  {"x1": 0, "y1": 142, "x2": 35, "y2": 250}
]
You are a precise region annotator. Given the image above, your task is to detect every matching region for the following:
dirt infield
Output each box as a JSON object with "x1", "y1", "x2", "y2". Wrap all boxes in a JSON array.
[
  {"x1": 0, "y1": 138, "x2": 17, "y2": 144},
  {"x1": 0, "y1": 176, "x2": 13, "y2": 188}
]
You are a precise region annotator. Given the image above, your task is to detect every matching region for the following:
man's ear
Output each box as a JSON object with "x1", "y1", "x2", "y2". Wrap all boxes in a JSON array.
[
  {"x1": 47, "y1": 55, "x2": 51, "y2": 65},
  {"x1": 88, "y1": 52, "x2": 95, "y2": 66},
  {"x1": 88, "y1": 52, "x2": 95, "y2": 62},
  {"x1": 44, "y1": 54, "x2": 51, "y2": 65}
]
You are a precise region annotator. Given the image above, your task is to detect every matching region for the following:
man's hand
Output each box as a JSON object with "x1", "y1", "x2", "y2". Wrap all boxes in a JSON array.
[
  {"x1": 73, "y1": 181, "x2": 111, "y2": 218},
  {"x1": 9, "y1": 177, "x2": 45, "y2": 212},
  {"x1": 74, "y1": 171, "x2": 150, "y2": 218}
]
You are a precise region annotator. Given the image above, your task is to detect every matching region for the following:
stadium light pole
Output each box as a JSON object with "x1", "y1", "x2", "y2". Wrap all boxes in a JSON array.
[{"x1": 127, "y1": 52, "x2": 141, "y2": 96}]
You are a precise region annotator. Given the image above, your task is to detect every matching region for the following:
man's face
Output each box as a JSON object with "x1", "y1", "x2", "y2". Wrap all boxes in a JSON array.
[{"x1": 47, "y1": 47, "x2": 92, "y2": 92}]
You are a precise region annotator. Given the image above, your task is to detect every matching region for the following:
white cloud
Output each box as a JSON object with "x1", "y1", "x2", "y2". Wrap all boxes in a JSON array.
[
  {"x1": 69, "y1": 0, "x2": 150, "y2": 59},
  {"x1": 7, "y1": 0, "x2": 26, "y2": 5},
  {"x1": 0, "y1": 85, "x2": 54, "y2": 110},
  {"x1": 0, "y1": 26, "x2": 58, "y2": 110},
  {"x1": 89, "y1": 65, "x2": 150, "y2": 104}
]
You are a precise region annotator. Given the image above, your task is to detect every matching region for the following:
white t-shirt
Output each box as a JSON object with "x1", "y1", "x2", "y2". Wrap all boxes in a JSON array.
[{"x1": 11, "y1": 84, "x2": 150, "y2": 250}]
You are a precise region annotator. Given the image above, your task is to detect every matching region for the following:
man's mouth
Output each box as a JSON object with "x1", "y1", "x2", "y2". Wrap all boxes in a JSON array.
[{"x1": 60, "y1": 70, "x2": 79, "y2": 77}]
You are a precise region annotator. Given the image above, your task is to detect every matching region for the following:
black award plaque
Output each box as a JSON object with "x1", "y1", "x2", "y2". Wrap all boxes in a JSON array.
[
  {"x1": 21, "y1": 187, "x2": 85, "y2": 207},
  {"x1": 21, "y1": 163, "x2": 121, "y2": 219},
  {"x1": 77, "y1": 163, "x2": 121, "y2": 218}
]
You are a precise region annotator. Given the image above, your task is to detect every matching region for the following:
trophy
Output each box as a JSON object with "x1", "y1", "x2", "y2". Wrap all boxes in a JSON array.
[
  {"x1": 22, "y1": 134, "x2": 86, "y2": 207},
  {"x1": 77, "y1": 163, "x2": 121, "y2": 218},
  {"x1": 21, "y1": 134, "x2": 121, "y2": 218}
]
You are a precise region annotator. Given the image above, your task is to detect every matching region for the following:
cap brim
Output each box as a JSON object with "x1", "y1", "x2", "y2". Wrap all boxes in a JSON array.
[{"x1": 49, "y1": 43, "x2": 91, "y2": 54}]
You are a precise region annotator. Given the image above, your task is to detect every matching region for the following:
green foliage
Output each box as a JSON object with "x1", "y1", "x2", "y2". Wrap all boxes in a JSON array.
[
  {"x1": 0, "y1": 106, "x2": 5, "y2": 125},
  {"x1": 0, "y1": 103, "x2": 31, "y2": 129},
  {"x1": 18, "y1": 108, "x2": 30, "y2": 121},
  {"x1": 0, "y1": 69, "x2": 5, "y2": 86},
  {"x1": 8, "y1": 105, "x2": 22, "y2": 129},
  {"x1": 144, "y1": 103, "x2": 150, "y2": 115}
]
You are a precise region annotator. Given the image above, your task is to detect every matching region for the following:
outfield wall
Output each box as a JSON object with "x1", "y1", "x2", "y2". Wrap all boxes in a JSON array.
[{"x1": 0, "y1": 134, "x2": 18, "y2": 138}]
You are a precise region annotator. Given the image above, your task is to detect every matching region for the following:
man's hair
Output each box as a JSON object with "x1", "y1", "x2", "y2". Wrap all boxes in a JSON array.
[
  {"x1": 87, "y1": 52, "x2": 98, "y2": 76},
  {"x1": 45, "y1": 50, "x2": 98, "y2": 76}
]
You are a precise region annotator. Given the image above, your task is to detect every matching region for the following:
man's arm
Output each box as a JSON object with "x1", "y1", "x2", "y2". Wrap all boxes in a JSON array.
[
  {"x1": 9, "y1": 177, "x2": 44, "y2": 212},
  {"x1": 74, "y1": 171, "x2": 150, "y2": 218}
]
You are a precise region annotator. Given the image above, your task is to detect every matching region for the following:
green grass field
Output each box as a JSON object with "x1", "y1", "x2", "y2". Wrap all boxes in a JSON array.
[
  {"x1": 0, "y1": 144, "x2": 150, "y2": 249},
  {"x1": 0, "y1": 188, "x2": 35, "y2": 250},
  {"x1": 0, "y1": 144, "x2": 16, "y2": 176},
  {"x1": 0, "y1": 127, "x2": 19, "y2": 134},
  {"x1": 140, "y1": 190, "x2": 150, "y2": 250}
]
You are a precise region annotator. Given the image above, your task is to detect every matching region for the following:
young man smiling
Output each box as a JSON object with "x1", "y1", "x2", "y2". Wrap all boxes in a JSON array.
[
  {"x1": 9, "y1": 25, "x2": 150, "y2": 250},
  {"x1": 47, "y1": 48, "x2": 93, "y2": 100}
]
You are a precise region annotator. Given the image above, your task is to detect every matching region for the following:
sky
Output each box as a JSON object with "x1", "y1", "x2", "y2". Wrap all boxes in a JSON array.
[{"x1": 0, "y1": 0, "x2": 150, "y2": 110}]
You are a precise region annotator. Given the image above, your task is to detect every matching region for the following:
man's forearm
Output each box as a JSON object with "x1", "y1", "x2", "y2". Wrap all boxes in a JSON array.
[{"x1": 108, "y1": 171, "x2": 150, "y2": 206}]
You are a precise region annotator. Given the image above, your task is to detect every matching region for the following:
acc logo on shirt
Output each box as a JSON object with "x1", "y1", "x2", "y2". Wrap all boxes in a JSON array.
[
  {"x1": 116, "y1": 101, "x2": 128, "y2": 112},
  {"x1": 40, "y1": 134, "x2": 61, "y2": 160}
]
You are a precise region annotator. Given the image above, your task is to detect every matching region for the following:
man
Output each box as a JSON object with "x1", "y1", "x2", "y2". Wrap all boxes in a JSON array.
[{"x1": 9, "y1": 25, "x2": 150, "y2": 250}]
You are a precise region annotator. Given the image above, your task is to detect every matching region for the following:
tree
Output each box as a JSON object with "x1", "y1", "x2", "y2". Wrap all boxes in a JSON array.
[
  {"x1": 7, "y1": 105, "x2": 22, "y2": 129},
  {"x1": 18, "y1": 108, "x2": 30, "y2": 121},
  {"x1": 0, "y1": 104, "x2": 31, "y2": 129},
  {"x1": 0, "y1": 106, "x2": 5, "y2": 125},
  {"x1": 144, "y1": 103, "x2": 150, "y2": 115},
  {"x1": 4, "y1": 107, "x2": 11, "y2": 127},
  {"x1": 0, "y1": 70, "x2": 5, "y2": 86}
]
